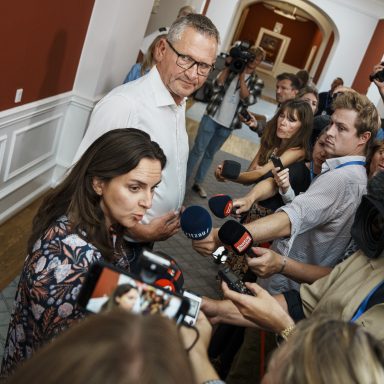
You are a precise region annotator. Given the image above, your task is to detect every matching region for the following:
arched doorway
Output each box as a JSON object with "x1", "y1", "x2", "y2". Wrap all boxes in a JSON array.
[{"x1": 225, "y1": 0, "x2": 338, "y2": 86}]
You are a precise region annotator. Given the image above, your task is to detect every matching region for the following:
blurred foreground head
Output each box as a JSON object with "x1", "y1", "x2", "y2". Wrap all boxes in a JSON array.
[
  {"x1": 7, "y1": 309, "x2": 195, "y2": 384},
  {"x1": 263, "y1": 316, "x2": 384, "y2": 384}
]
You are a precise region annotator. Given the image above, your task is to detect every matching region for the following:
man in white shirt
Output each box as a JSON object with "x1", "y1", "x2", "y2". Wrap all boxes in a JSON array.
[{"x1": 74, "y1": 14, "x2": 219, "y2": 249}]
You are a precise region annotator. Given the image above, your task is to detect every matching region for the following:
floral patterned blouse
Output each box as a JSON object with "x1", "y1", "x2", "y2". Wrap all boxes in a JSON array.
[{"x1": 1, "y1": 215, "x2": 131, "y2": 376}]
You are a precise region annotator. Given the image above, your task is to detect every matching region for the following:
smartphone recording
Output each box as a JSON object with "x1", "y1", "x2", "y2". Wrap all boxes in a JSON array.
[
  {"x1": 182, "y1": 290, "x2": 202, "y2": 326},
  {"x1": 78, "y1": 263, "x2": 189, "y2": 324}
]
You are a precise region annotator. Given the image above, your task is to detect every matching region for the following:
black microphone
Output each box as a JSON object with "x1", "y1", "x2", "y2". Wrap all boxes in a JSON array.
[
  {"x1": 221, "y1": 160, "x2": 241, "y2": 180},
  {"x1": 218, "y1": 220, "x2": 253, "y2": 255},
  {"x1": 208, "y1": 194, "x2": 233, "y2": 218},
  {"x1": 180, "y1": 206, "x2": 212, "y2": 240}
]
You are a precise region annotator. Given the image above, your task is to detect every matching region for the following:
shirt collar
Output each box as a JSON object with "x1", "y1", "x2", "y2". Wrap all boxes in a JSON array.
[
  {"x1": 321, "y1": 155, "x2": 366, "y2": 173},
  {"x1": 149, "y1": 66, "x2": 186, "y2": 108}
]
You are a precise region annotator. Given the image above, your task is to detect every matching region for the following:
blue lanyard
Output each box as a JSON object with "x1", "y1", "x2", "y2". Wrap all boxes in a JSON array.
[
  {"x1": 351, "y1": 281, "x2": 384, "y2": 322},
  {"x1": 335, "y1": 160, "x2": 366, "y2": 169},
  {"x1": 310, "y1": 161, "x2": 315, "y2": 181}
]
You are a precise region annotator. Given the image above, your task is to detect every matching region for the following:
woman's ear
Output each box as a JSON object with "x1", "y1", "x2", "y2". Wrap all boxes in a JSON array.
[{"x1": 92, "y1": 177, "x2": 104, "y2": 196}]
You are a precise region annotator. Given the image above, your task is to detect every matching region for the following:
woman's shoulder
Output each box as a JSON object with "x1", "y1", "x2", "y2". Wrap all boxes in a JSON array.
[{"x1": 30, "y1": 215, "x2": 100, "y2": 264}]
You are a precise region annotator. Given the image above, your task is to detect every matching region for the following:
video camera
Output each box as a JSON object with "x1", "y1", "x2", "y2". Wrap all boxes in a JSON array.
[
  {"x1": 369, "y1": 62, "x2": 384, "y2": 83},
  {"x1": 228, "y1": 41, "x2": 256, "y2": 74}
]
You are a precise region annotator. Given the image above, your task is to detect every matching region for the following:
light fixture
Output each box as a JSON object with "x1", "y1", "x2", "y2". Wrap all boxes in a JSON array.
[
  {"x1": 263, "y1": 2, "x2": 309, "y2": 22},
  {"x1": 274, "y1": 6, "x2": 297, "y2": 20}
]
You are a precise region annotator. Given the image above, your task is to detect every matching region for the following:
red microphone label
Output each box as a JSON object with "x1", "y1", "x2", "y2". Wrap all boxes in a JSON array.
[
  {"x1": 224, "y1": 201, "x2": 233, "y2": 217},
  {"x1": 155, "y1": 279, "x2": 175, "y2": 292},
  {"x1": 234, "y1": 232, "x2": 252, "y2": 253}
]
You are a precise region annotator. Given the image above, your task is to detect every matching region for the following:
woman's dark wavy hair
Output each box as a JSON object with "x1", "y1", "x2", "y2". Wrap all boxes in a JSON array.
[
  {"x1": 259, "y1": 99, "x2": 313, "y2": 165},
  {"x1": 27, "y1": 128, "x2": 166, "y2": 260},
  {"x1": 102, "y1": 283, "x2": 138, "y2": 312}
]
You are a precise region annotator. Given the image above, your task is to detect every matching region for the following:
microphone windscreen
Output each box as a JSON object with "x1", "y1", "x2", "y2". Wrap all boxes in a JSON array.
[
  {"x1": 218, "y1": 220, "x2": 253, "y2": 255},
  {"x1": 180, "y1": 205, "x2": 212, "y2": 240},
  {"x1": 221, "y1": 160, "x2": 241, "y2": 180},
  {"x1": 208, "y1": 194, "x2": 233, "y2": 218}
]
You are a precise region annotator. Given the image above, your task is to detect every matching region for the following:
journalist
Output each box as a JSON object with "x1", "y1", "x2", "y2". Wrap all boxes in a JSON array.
[
  {"x1": 187, "y1": 43, "x2": 265, "y2": 198},
  {"x1": 202, "y1": 171, "x2": 384, "y2": 343}
]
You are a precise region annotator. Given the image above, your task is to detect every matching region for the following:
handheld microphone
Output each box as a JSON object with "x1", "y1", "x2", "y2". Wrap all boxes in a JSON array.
[
  {"x1": 208, "y1": 194, "x2": 233, "y2": 218},
  {"x1": 180, "y1": 205, "x2": 212, "y2": 240},
  {"x1": 218, "y1": 220, "x2": 253, "y2": 255},
  {"x1": 221, "y1": 160, "x2": 241, "y2": 180}
]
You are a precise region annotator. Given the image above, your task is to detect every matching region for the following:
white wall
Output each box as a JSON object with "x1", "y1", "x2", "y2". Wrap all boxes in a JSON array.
[
  {"x1": 309, "y1": 0, "x2": 382, "y2": 91},
  {"x1": 74, "y1": 0, "x2": 154, "y2": 100},
  {"x1": 145, "y1": 0, "x2": 206, "y2": 35},
  {"x1": 205, "y1": 0, "x2": 241, "y2": 53}
]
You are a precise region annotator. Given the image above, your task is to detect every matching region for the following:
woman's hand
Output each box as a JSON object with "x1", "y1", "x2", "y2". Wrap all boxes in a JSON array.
[
  {"x1": 272, "y1": 167, "x2": 291, "y2": 194},
  {"x1": 214, "y1": 162, "x2": 227, "y2": 182},
  {"x1": 232, "y1": 197, "x2": 253, "y2": 217},
  {"x1": 239, "y1": 111, "x2": 258, "y2": 128}
]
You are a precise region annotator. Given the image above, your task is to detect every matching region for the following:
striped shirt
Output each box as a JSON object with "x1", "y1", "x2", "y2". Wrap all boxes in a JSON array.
[{"x1": 259, "y1": 155, "x2": 367, "y2": 294}]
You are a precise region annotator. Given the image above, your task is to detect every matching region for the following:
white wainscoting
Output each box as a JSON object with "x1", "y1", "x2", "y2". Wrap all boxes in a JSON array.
[{"x1": 0, "y1": 92, "x2": 95, "y2": 224}]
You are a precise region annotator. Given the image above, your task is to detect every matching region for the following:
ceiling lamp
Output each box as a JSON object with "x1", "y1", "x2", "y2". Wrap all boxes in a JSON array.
[
  {"x1": 263, "y1": 2, "x2": 309, "y2": 22},
  {"x1": 274, "y1": 6, "x2": 297, "y2": 20}
]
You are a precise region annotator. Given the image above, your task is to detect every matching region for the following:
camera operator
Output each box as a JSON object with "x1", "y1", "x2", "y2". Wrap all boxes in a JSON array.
[
  {"x1": 370, "y1": 62, "x2": 384, "y2": 102},
  {"x1": 202, "y1": 170, "x2": 384, "y2": 341},
  {"x1": 187, "y1": 43, "x2": 265, "y2": 198},
  {"x1": 370, "y1": 62, "x2": 384, "y2": 140}
]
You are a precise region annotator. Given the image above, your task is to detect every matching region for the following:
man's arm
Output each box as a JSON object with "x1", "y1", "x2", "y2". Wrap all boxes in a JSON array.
[
  {"x1": 192, "y1": 210, "x2": 291, "y2": 256},
  {"x1": 201, "y1": 282, "x2": 295, "y2": 332},
  {"x1": 126, "y1": 211, "x2": 180, "y2": 242},
  {"x1": 246, "y1": 247, "x2": 332, "y2": 284}
]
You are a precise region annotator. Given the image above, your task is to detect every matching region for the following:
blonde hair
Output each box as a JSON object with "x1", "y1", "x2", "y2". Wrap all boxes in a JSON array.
[
  {"x1": 141, "y1": 33, "x2": 167, "y2": 76},
  {"x1": 268, "y1": 316, "x2": 384, "y2": 384},
  {"x1": 332, "y1": 91, "x2": 379, "y2": 154}
]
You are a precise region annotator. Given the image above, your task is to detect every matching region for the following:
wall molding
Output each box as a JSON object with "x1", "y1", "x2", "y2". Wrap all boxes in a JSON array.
[
  {"x1": 0, "y1": 91, "x2": 95, "y2": 224},
  {"x1": 3, "y1": 114, "x2": 63, "y2": 181}
]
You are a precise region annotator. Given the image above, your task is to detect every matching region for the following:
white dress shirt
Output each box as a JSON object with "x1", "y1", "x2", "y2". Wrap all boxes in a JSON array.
[{"x1": 74, "y1": 66, "x2": 188, "y2": 226}]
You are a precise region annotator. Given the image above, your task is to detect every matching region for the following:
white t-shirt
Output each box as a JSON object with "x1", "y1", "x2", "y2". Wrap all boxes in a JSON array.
[
  {"x1": 74, "y1": 66, "x2": 188, "y2": 226},
  {"x1": 212, "y1": 74, "x2": 250, "y2": 128}
]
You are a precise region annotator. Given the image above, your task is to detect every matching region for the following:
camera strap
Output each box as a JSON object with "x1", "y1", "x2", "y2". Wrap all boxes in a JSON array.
[{"x1": 351, "y1": 280, "x2": 384, "y2": 322}]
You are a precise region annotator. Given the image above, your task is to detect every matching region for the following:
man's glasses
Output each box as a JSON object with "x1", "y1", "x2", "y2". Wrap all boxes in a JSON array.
[{"x1": 166, "y1": 40, "x2": 214, "y2": 77}]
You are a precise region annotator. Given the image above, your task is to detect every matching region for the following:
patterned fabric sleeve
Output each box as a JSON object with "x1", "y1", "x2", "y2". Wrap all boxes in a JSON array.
[{"x1": 1, "y1": 216, "x2": 123, "y2": 376}]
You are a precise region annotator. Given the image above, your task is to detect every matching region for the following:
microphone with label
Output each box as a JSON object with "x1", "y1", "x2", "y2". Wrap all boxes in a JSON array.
[
  {"x1": 208, "y1": 194, "x2": 233, "y2": 218},
  {"x1": 180, "y1": 205, "x2": 212, "y2": 240},
  {"x1": 218, "y1": 219, "x2": 253, "y2": 255}
]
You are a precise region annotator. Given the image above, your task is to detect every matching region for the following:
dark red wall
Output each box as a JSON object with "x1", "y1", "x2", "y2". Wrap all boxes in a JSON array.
[
  {"x1": 236, "y1": 3, "x2": 320, "y2": 69},
  {"x1": 352, "y1": 20, "x2": 384, "y2": 94},
  {"x1": 0, "y1": 0, "x2": 95, "y2": 111}
]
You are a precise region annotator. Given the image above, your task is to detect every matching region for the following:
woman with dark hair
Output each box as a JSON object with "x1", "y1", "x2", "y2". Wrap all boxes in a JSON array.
[
  {"x1": 216, "y1": 99, "x2": 313, "y2": 185},
  {"x1": 102, "y1": 284, "x2": 139, "y2": 312},
  {"x1": 1, "y1": 128, "x2": 166, "y2": 376}
]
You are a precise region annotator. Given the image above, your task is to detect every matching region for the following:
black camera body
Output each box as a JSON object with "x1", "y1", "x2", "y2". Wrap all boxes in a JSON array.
[
  {"x1": 218, "y1": 264, "x2": 253, "y2": 295},
  {"x1": 228, "y1": 41, "x2": 255, "y2": 74},
  {"x1": 369, "y1": 62, "x2": 384, "y2": 82},
  {"x1": 351, "y1": 172, "x2": 384, "y2": 259}
]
